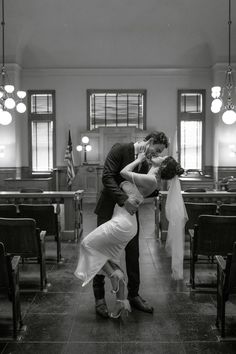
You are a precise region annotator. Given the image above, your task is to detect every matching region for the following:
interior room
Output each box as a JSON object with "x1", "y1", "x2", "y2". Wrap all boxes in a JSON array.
[{"x1": 0, "y1": 0, "x2": 236, "y2": 353}]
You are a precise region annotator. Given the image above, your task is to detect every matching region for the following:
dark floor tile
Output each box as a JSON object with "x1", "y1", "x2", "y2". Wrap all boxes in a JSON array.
[
  {"x1": 22, "y1": 314, "x2": 73, "y2": 342},
  {"x1": 175, "y1": 314, "x2": 217, "y2": 341},
  {"x1": 2, "y1": 342, "x2": 65, "y2": 354},
  {"x1": 69, "y1": 311, "x2": 121, "y2": 342},
  {"x1": 167, "y1": 292, "x2": 216, "y2": 315},
  {"x1": 46, "y1": 263, "x2": 82, "y2": 293},
  {"x1": 121, "y1": 313, "x2": 181, "y2": 342},
  {"x1": 0, "y1": 293, "x2": 36, "y2": 318},
  {"x1": 183, "y1": 341, "x2": 236, "y2": 354},
  {"x1": 29, "y1": 292, "x2": 79, "y2": 314},
  {"x1": 62, "y1": 342, "x2": 121, "y2": 354},
  {"x1": 122, "y1": 342, "x2": 186, "y2": 354},
  {"x1": 18, "y1": 263, "x2": 53, "y2": 292},
  {"x1": 140, "y1": 275, "x2": 189, "y2": 293}
]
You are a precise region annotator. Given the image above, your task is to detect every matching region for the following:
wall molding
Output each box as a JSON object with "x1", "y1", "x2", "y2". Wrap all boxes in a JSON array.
[{"x1": 23, "y1": 66, "x2": 212, "y2": 78}]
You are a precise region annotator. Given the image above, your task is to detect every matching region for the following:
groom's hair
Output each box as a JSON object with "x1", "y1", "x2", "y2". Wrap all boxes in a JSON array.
[
  {"x1": 144, "y1": 131, "x2": 169, "y2": 148},
  {"x1": 160, "y1": 156, "x2": 184, "y2": 180}
]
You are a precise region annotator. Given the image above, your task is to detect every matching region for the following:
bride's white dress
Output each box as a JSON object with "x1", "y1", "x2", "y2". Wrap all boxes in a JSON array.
[{"x1": 74, "y1": 181, "x2": 144, "y2": 286}]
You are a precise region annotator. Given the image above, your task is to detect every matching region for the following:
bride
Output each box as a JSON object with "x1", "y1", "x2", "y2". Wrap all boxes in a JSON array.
[{"x1": 74, "y1": 152, "x2": 185, "y2": 318}]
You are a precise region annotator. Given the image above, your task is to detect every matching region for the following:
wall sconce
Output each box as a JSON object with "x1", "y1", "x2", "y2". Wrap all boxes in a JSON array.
[
  {"x1": 229, "y1": 144, "x2": 236, "y2": 157},
  {"x1": 0, "y1": 145, "x2": 5, "y2": 158},
  {"x1": 76, "y1": 136, "x2": 92, "y2": 164}
]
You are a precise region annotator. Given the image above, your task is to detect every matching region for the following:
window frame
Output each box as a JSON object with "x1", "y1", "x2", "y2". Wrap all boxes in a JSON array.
[
  {"x1": 87, "y1": 89, "x2": 147, "y2": 130},
  {"x1": 27, "y1": 89, "x2": 56, "y2": 177},
  {"x1": 177, "y1": 89, "x2": 206, "y2": 171}
]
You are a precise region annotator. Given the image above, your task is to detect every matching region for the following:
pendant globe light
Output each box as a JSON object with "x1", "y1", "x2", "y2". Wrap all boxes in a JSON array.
[
  {"x1": 211, "y1": 0, "x2": 236, "y2": 125},
  {"x1": 0, "y1": 0, "x2": 26, "y2": 126}
]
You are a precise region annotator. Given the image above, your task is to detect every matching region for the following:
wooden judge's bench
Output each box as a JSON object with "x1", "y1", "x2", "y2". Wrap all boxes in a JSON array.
[{"x1": 179, "y1": 175, "x2": 215, "y2": 191}]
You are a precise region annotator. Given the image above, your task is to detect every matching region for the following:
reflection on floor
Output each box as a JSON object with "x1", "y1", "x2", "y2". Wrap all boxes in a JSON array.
[{"x1": 1, "y1": 202, "x2": 236, "y2": 353}]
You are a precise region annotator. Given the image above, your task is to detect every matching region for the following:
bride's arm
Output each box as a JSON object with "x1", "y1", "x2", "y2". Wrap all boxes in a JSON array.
[
  {"x1": 120, "y1": 153, "x2": 158, "y2": 192},
  {"x1": 120, "y1": 152, "x2": 145, "y2": 181}
]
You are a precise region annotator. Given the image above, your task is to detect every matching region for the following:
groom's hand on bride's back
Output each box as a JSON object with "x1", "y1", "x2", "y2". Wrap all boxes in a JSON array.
[{"x1": 124, "y1": 197, "x2": 139, "y2": 215}]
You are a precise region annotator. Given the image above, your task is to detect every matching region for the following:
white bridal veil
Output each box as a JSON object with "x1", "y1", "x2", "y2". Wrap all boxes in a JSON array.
[{"x1": 165, "y1": 176, "x2": 188, "y2": 280}]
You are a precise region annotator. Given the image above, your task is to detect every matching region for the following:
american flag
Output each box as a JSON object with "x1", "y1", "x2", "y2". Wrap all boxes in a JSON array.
[{"x1": 65, "y1": 130, "x2": 75, "y2": 188}]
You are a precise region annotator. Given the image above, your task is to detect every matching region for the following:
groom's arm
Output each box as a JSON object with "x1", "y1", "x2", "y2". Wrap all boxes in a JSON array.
[{"x1": 102, "y1": 143, "x2": 128, "y2": 206}]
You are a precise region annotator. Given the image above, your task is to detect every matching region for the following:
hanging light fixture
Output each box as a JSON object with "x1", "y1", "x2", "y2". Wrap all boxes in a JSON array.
[
  {"x1": 211, "y1": 0, "x2": 236, "y2": 125},
  {"x1": 0, "y1": 0, "x2": 26, "y2": 126}
]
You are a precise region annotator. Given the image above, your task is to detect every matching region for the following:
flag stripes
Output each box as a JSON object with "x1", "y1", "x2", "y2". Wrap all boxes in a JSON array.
[{"x1": 65, "y1": 130, "x2": 75, "y2": 187}]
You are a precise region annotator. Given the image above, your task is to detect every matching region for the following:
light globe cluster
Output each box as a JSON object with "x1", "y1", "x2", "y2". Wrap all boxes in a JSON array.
[
  {"x1": 210, "y1": 0, "x2": 236, "y2": 126},
  {"x1": 76, "y1": 136, "x2": 92, "y2": 164},
  {"x1": 211, "y1": 84, "x2": 236, "y2": 125},
  {"x1": 0, "y1": 84, "x2": 27, "y2": 125},
  {"x1": 211, "y1": 87, "x2": 222, "y2": 113},
  {"x1": 76, "y1": 136, "x2": 92, "y2": 152},
  {"x1": 211, "y1": 82, "x2": 236, "y2": 125}
]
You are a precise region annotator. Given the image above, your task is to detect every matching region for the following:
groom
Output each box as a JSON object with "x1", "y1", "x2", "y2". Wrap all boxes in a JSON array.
[{"x1": 93, "y1": 131, "x2": 169, "y2": 318}]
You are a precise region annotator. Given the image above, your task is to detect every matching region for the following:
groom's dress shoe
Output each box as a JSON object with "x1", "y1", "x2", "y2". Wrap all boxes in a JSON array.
[
  {"x1": 128, "y1": 295, "x2": 154, "y2": 313},
  {"x1": 95, "y1": 299, "x2": 109, "y2": 318}
]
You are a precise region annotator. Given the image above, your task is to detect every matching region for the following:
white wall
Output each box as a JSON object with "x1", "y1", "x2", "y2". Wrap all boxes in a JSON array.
[
  {"x1": 21, "y1": 67, "x2": 213, "y2": 166},
  {"x1": 1, "y1": 66, "x2": 214, "y2": 168}
]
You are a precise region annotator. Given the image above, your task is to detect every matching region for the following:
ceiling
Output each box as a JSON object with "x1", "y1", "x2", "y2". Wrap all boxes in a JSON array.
[{"x1": 3, "y1": 0, "x2": 236, "y2": 69}]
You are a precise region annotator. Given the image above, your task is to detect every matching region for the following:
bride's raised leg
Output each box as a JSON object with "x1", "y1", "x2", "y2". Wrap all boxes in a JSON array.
[
  {"x1": 102, "y1": 261, "x2": 131, "y2": 318},
  {"x1": 102, "y1": 261, "x2": 124, "y2": 293}
]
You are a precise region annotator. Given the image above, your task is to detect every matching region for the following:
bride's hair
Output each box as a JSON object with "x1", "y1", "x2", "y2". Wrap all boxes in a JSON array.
[{"x1": 159, "y1": 156, "x2": 184, "y2": 180}]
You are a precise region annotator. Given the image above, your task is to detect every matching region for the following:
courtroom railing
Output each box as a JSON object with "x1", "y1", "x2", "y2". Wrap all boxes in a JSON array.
[{"x1": 0, "y1": 190, "x2": 84, "y2": 242}]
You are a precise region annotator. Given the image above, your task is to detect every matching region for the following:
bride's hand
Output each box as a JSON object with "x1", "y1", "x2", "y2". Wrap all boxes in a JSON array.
[{"x1": 136, "y1": 152, "x2": 146, "y2": 162}]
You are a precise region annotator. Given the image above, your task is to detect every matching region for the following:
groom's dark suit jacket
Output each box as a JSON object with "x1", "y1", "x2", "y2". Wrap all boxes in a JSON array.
[{"x1": 95, "y1": 142, "x2": 156, "y2": 219}]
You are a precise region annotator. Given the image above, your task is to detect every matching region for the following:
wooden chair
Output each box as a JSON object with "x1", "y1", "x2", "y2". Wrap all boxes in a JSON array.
[
  {"x1": 184, "y1": 188, "x2": 207, "y2": 193},
  {"x1": 18, "y1": 204, "x2": 62, "y2": 263},
  {"x1": 0, "y1": 242, "x2": 23, "y2": 339},
  {"x1": 0, "y1": 204, "x2": 18, "y2": 218},
  {"x1": 184, "y1": 203, "x2": 217, "y2": 263},
  {"x1": 216, "y1": 242, "x2": 236, "y2": 338},
  {"x1": 0, "y1": 218, "x2": 48, "y2": 291},
  {"x1": 185, "y1": 202, "x2": 217, "y2": 232},
  {"x1": 20, "y1": 188, "x2": 43, "y2": 193},
  {"x1": 189, "y1": 215, "x2": 236, "y2": 289},
  {"x1": 20, "y1": 188, "x2": 52, "y2": 204},
  {"x1": 219, "y1": 204, "x2": 236, "y2": 216}
]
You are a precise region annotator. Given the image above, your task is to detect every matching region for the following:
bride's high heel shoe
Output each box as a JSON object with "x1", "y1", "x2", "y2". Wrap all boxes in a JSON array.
[
  {"x1": 109, "y1": 269, "x2": 126, "y2": 294},
  {"x1": 110, "y1": 299, "x2": 131, "y2": 319}
]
